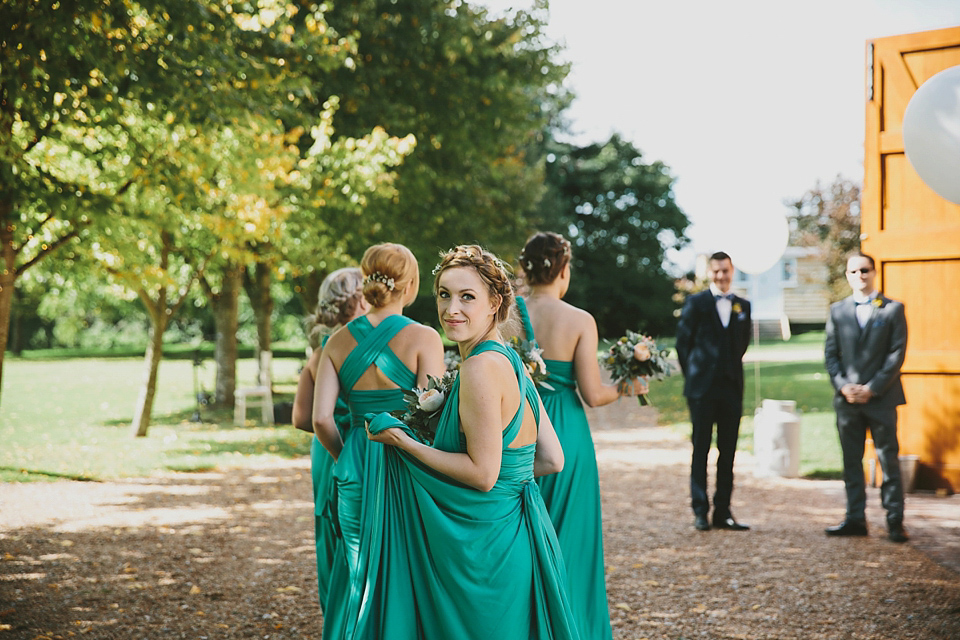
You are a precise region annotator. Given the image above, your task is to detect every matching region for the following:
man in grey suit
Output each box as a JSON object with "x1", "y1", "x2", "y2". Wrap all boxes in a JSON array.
[{"x1": 824, "y1": 252, "x2": 909, "y2": 543}]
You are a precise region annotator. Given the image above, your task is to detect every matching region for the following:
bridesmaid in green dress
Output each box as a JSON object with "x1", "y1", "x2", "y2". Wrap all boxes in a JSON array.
[
  {"x1": 292, "y1": 267, "x2": 367, "y2": 612},
  {"x1": 312, "y1": 244, "x2": 445, "y2": 640},
  {"x1": 361, "y1": 245, "x2": 580, "y2": 639},
  {"x1": 515, "y1": 231, "x2": 643, "y2": 640}
]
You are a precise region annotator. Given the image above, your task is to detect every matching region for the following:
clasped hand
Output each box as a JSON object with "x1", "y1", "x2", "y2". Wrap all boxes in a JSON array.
[
  {"x1": 840, "y1": 383, "x2": 873, "y2": 404},
  {"x1": 618, "y1": 376, "x2": 649, "y2": 397}
]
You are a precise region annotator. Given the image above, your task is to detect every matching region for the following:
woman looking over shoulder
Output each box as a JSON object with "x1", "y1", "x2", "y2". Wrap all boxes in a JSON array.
[
  {"x1": 515, "y1": 231, "x2": 642, "y2": 640},
  {"x1": 358, "y1": 245, "x2": 578, "y2": 640},
  {"x1": 311, "y1": 243, "x2": 445, "y2": 640},
  {"x1": 291, "y1": 267, "x2": 367, "y2": 613}
]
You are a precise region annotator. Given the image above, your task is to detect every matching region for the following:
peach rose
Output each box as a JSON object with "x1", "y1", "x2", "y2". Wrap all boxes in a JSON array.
[
  {"x1": 633, "y1": 343, "x2": 651, "y2": 362},
  {"x1": 418, "y1": 388, "x2": 445, "y2": 412}
]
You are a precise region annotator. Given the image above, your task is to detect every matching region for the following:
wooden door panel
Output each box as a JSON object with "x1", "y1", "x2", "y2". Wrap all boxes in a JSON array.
[{"x1": 864, "y1": 26, "x2": 960, "y2": 490}]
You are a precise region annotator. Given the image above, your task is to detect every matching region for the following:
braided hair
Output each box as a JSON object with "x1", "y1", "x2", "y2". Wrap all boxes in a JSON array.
[
  {"x1": 432, "y1": 245, "x2": 516, "y2": 327},
  {"x1": 519, "y1": 232, "x2": 572, "y2": 286},
  {"x1": 307, "y1": 267, "x2": 364, "y2": 349}
]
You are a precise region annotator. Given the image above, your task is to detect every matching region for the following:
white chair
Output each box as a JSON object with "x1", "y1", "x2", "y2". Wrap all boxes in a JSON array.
[{"x1": 234, "y1": 351, "x2": 275, "y2": 426}]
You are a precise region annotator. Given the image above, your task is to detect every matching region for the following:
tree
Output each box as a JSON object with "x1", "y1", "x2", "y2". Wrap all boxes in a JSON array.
[
  {"x1": 0, "y1": 0, "x2": 352, "y2": 405},
  {"x1": 786, "y1": 175, "x2": 861, "y2": 303},
  {"x1": 532, "y1": 134, "x2": 690, "y2": 338},
  {"x1": 311, "y1": 0, "x2": 570, "y2": 280}
]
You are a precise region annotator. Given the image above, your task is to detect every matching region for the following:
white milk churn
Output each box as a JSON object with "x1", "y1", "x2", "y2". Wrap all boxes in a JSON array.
[{"x1": 753, "y1": 399, "x2": 801, "y2": 478}]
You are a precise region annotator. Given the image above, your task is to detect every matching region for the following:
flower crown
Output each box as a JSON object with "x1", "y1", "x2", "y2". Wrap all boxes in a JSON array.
[
  {"x1": 431, "y1": 249, "x2": 507, "y2": 276},
  {"x1": 364, "y1": 272, "x2": 395, "y2": 291}
]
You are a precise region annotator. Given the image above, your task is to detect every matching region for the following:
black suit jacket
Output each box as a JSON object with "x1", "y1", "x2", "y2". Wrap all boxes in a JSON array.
[
  {"x1": 824, "y1": 294, "x2": 907, "y2": 408},
  {"x1": 675, "y1": 290, "x2": 752, "y2": 399}
]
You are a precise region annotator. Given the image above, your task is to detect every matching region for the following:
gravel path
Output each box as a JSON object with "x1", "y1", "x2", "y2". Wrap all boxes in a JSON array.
[{"x1": 1, "y1": 400, "x2": 958, "y2": 639}]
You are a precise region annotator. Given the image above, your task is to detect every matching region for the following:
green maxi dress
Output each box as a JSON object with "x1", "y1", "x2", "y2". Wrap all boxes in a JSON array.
[
  {"x1": 311, "y1": 334, "x2": 353, "y2": 612},
  {"x1": 517, "y1": 297, "x2": 614, "y2": 640},
  {"x1": 359, "y1": 341, "x2": 581, "y2": 640},
  {"x1": 321, "y1": 314, "x2": 417, "y2": 640}
]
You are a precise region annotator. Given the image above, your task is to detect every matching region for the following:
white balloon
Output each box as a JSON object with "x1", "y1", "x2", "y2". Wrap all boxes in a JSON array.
[
  {"x1": 903, "y1": 65, "x2": 960, "y2": 205},
  {"x1": 727, "y1": 213, "x2": 789, "y2": 275}
]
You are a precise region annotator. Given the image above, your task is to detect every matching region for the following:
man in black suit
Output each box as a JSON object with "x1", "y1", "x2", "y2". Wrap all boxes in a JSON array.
[
  {"x1": 676, "y1": 251, "x2": 752, "y2": 532},
  {"x1": 824, "y1": 252, "x2": 909, "y2": 543}
]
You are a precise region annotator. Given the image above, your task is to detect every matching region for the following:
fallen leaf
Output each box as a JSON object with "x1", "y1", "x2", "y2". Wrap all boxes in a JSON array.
[{"x1": 189, "y1": 586, "x2": 202, "y2": 595}]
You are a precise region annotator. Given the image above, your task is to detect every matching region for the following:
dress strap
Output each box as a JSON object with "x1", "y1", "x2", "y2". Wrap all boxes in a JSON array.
[
  {"x1": 515, "y1": 296, "x2": 539, "y2": 347},
  {"x1": 340, "y1": 315, "x2": 417, "y2": 394},
  {"x1": 466, "y1": 341, "x2": 541, "y2": 444}
]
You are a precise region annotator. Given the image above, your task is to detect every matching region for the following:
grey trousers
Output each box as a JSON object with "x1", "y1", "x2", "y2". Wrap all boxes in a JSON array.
[{"x1": 834, "y1": 397, "x2": 904, "y2": 524}]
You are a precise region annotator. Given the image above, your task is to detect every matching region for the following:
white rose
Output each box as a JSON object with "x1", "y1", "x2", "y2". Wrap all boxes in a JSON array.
[
  {"x1": 633, "y1": 343, "x2": 651, "y2": 362},
  {"x1": 419, "y1": 388, "x2": 445, "y2": 412}
]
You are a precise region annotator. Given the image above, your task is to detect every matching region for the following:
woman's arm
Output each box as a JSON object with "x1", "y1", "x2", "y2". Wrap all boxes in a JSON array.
[
  {"x1": 292, "y1": 350, "x2": 321, "y2": 431},
  {"x1": 368, "y1": 353, "x2": 506, "y2": 492},
  {"x1": 572, "y1": 312, "x2": 622, "y2": 407},
  {"x1": 415, "y1": 326, "x2": 448, "y2": 387},
  {"x1": 312, "y1": 351, "x2": 345, "y2": 461},
  {"x1": 533, "y1": 394, "x2": 563, "y2": 477}
]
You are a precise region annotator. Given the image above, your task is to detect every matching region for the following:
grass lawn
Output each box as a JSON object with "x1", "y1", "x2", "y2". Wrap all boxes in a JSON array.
[
  {"x1": 645, "y1": 334, "x2": 842, "y2": 479},
  {"x1": 1, "y1": 338, "x2": 843, "y2": 482},
  {"x1": 0, "y1": 356, "x2": 312, "y2": 482}
]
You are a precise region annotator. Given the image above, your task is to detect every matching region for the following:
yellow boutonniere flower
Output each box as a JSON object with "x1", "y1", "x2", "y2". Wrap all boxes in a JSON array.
[
  {"x1": 732, "y1": 302, "x2": 742, "y2": 314},
  {"x1": 872, "y1": 298, "x2": 883, "y2": 308}
]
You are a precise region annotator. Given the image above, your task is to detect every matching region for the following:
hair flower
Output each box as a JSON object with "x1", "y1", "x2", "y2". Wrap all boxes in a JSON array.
[{"x1": 364, "y1": 272, "x2": 396, "y2": 291}]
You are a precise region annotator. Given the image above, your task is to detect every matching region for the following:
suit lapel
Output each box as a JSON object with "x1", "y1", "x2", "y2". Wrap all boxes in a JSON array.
[
  {"x1": 859, "y1": 295, "x2": 884, "y2": 343},
  {"x1": 704, "y1": 292, "x2": 723, "y2": 329}
]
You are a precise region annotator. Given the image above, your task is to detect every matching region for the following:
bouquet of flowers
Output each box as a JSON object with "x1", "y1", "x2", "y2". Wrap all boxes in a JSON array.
[
  {"x1": 601, "y1": 330, "x2": 672, "y2": 406},
  {"x1": 508, "y1": 336, "x2": 554, "y2": 391},
  {"x1": 391, "y1": 371, "x2": 458, "y2": 445}
]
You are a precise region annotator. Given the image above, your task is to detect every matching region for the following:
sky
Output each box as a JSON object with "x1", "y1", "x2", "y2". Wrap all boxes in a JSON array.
[{"x1": 478, "y1": 0, "x2": 960, "y2": 271}]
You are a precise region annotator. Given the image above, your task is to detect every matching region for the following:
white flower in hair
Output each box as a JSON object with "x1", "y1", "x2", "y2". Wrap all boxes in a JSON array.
[
  {"x1": 364, "y1": 272, "x2": 396, "y2": 290},
  {"x1": 543, "y1": 258, "x2": 551, "y2": 267}
]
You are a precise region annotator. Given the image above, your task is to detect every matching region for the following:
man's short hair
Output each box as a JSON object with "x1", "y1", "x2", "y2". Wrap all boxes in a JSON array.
[
  {"x1": 846, "y1": 251, "x2": 875, "y2": 270},
  {"x1": 709, "y1": 251, "x2": 732, "y2": 263}
]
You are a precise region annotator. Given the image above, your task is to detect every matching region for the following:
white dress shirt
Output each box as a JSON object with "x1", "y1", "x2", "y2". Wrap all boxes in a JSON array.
[
  {"x1": 710, "y1": 284, "x2": 733, "y2": 328},
  {"x1": 853, "y1": 292, "x2": 878, "y2": 329}
]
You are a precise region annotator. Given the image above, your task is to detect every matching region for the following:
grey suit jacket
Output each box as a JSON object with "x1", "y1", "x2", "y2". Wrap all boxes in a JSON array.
[{"x1": 824, "y1": 294, "x2": 907, "y2": 408}]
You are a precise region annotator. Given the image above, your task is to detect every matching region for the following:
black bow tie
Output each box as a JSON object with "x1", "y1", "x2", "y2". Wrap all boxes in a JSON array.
[{"x1": 715, "y1": 293, "x2": 734, "y2": 301}]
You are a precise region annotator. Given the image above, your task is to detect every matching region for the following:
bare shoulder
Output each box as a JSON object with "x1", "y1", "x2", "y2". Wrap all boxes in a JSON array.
[
  {"x1": 395, "y1": 321, "x2": 443, "y2": 350},
  {"x1": 561, "y1": 302, "x2": 598, "y2": 334},
  {"x1": 460, "y1": 349, "x2": 511, "y2": 388},
  {"x1": 323, "y1": 324, "x2": 356, "y2": 358}
]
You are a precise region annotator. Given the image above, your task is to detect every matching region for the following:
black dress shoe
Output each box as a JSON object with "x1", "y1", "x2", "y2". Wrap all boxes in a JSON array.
[
  {"x1": 694, "y1": 514, "x2": 710, "y2": 531},
  {"x1": 713, "y1": 516, "x2": 750, "y2": 531},
  {"x1": 825, "y1": 520, "x2": 868, "y2": 537},
  {"x1": 888, "y1": 522, "x2": 909, "y2": 543}
]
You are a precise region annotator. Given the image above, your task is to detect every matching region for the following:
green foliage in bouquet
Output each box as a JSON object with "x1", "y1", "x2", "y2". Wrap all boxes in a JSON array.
[
  {"x1": 508, "y1": 336, "x2": 554, "y2": 391},
  {"x1": 601, "y1": 330, "x2": 673, "y2": 406},
  {"x1": 392, "y1": 371, "x2": 458, "y2": 445}
]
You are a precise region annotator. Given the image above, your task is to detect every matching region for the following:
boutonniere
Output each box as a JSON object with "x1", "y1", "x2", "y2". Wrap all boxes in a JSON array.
[
  {"x1": 732, "y1": 302, "x2": 742, "y2": 314},
  {"x1": 872, "y1": 298, "x2": 884, "y2": 309}
]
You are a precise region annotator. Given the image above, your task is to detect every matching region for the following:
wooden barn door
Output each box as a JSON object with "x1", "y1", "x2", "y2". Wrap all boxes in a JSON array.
[{"x1": 863, "y1": 26, "x2": 960, "y2": 491}]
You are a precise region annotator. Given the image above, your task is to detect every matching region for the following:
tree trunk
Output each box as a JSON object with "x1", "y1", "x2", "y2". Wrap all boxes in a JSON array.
[
  {"x1": 212, "y1": 263, "x2": 242, "y2": 407},
  {"x1": 0, "y1": 268, "x2": 15, "y2": 408},
  {"x1": 130, "y1": 314, "x2": 167, "y2": 437},
  {"x1": 0, "y1": 200, "x2": 17, "y2": 408},
  {"x1": 244, "y1": 261, "x2": 273, "y2": 381}
]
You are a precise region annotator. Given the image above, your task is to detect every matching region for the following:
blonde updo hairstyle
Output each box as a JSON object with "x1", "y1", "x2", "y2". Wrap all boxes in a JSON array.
[
  {"x1": 360, "y1": 243, "x2": 419, "y2": 308},
  {"x1": 433, "y1": 245, "x2": 516, "y2": 329},
  {"x1": 519, "y1": 231, "x2": 572, "y2": 286},
  {"x1": 307, "y1": 267, "x2": 365, "y2": 349}
]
